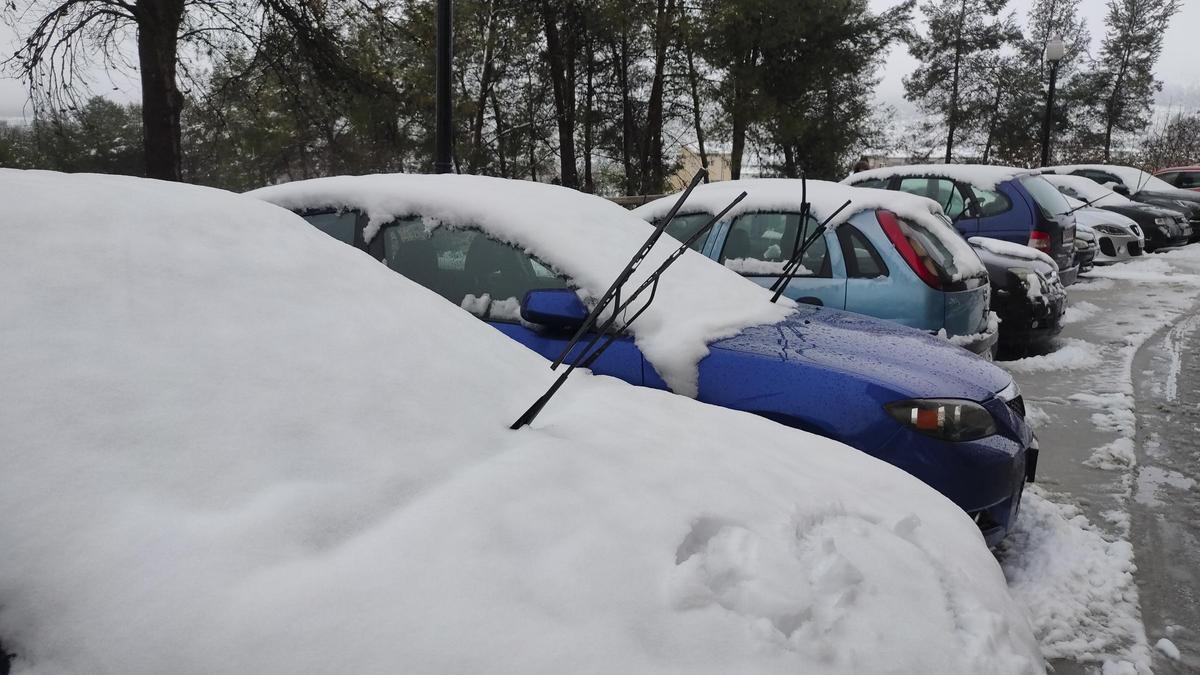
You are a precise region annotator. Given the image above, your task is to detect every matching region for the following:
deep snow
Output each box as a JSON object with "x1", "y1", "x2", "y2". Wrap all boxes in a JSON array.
[{"x1": 0, "y1": 170, "x2": 1043, "y2": 674}]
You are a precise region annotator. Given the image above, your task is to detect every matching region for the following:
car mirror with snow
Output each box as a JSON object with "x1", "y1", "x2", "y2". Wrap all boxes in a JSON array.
[
  {"x1": 520, "y1": 289, "x2": 589, "y2": 330},
  {"x1": 1107, "y1": 182, "x2": 1130, "y2": 196}
]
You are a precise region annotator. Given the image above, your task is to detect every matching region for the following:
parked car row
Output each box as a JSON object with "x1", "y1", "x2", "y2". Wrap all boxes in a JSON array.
[{"x1": 3, "y1": 170, "x2": 1047, "y2": 672}]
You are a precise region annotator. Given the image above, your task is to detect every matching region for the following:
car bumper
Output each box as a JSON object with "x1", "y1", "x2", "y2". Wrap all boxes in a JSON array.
[
  {"x1": 873, "y1": 415, "x2": 1032, "y2": 548},
  {"x1": 1057, "y1": 263, "x2": 1079, "y2": 286},
  {"x1": 993, "y1": 284, "x2": 1067, "y2": 348},
  {"x1": 937, "y1": 319, "x2": 1000, "y2": 358},
  {"x1": 1094, "y1": 233, "x2": 1144, "y2": 263}
]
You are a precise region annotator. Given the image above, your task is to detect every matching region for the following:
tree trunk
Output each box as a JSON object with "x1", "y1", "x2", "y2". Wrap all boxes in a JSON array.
[
  {"x1": 982, "y1": 83, "x2": 1003, "y2": 163},
  {"x1": 729, "y1": 47, "x2": 758, "y2": 180},
  {"x1": 134, "y1": 0, "x2": 186, "y2": 181},
  {"x1": 491, "y1": 89, "x2": 508, "y2": 178},
  {"x1": 1103, "y1": 50, "x2": 1131, "y2": 163},
  {"x1": 640, "y1": 0, "x2": 675, "y2": 193},
  {"x1": 582, "y1": 26, "x2": 595, "y2": 193},
  {"x1": 613, "y1": 36, "x2": 636, "y2": 195},
  {"x1": 685, "y1": 39, "x2": 709, "y2": 182},
  {"x1": 540, "y1": 0, "x2": 578, "y2": 188},
  {"x1": 469, "y1": 0, "x2": 500, "y2": 173},
  {"x1": 945, "y1": 0, "x2": 968, "y2": 164}
]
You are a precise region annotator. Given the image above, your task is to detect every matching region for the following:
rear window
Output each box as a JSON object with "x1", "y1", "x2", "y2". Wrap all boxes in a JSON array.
[
  {"x1": 1020, "y1": 176, "x2": 1072, "y2": 217},
  {"x1": 892, "y1": 214, "x2": 987, "y2": 288}
]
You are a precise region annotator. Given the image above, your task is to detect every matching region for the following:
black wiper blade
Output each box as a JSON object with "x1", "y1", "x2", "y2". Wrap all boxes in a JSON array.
[
  {"x1": 550, "y1": 169, "x2": 707, "y2": 370},
  {"x1": 1062, "y1": 193, "x2": 1111, "y2": 216},
  {"x1": 768, "y1": 199, "x2": 853, "y2": 303},
  {"x1": 511, "y1": 191, "x2": 746, "y2": 430}
]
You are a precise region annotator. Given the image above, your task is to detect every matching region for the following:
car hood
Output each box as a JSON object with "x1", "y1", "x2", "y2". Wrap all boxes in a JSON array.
[
  {"x1": 711, "y1": 305, "x2": 1011, "y2": 402},
  {"x1": 1102, "y1": 203, "x2": 1186, "y2": 221}
]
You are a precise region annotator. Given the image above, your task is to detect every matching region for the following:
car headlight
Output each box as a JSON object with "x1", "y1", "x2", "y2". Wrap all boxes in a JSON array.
[
  {"x1": 1008, "y1": 266, "x2": 1043, "y2": 288},
  {"x1": 1155, "y1": 217, "x2": 1173, "y2": 225},
  {"x1": 1093, "y1": 224, "x2": 1125, "y2": 234},
  {"x1": 886, "y1": 399, "x2": 998, "y2": 441}
]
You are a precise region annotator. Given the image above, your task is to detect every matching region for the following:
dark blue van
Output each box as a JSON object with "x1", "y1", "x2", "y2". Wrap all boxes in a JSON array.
[{"x1": 844, "y1": 165, "x2": 1079, "y2": 285}]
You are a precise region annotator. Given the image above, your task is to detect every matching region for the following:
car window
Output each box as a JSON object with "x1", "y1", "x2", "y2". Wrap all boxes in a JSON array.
[
  {"x1": 302, "y1": 211, "x2": 358, "y2": 245},
  {"x1": 1179, "y1": 172, "x2": 1200, "y2": 189},
  {"x1": 720, "y1": 211, "x2": 829, "y2": 278},
  {"x1": 1157, "y1": 172, "x2": 1180, "y2": 187},
  {"x1": 897, "y1": 178, "x2": 968, "y2": 219},
  {"x1": 838, "y1": 226, "x2": 887, "y2": 279},
  {"x1": 851, "y1": 177, "x2": 888, "y2": 189},
  {"x1": 1019, "y1": 176, "x2": 1072, "y2": 217},
  {"x1": 378, "y1": 218, "x2": 568, "y2": 320},
  {"x1": 969, "y1": 187, "x2": 1012, "y2": 217},
  {"x1": 661, "y1": 212, "x2": 713, "y2": 251}
]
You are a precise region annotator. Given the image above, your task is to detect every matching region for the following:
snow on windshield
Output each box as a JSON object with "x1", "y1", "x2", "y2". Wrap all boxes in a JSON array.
[
  {"x1": 842, "y1": 164, "x2": 1031, "y2": 191},
  {"x1": 249, "y1": 174, "x2": 793, "y2": 397},
  {"x1": 0, "y1": 169, "x2": 1043, "y2": 674},
  {"x1": 1052, "y1": 165, "x2": 1177, "y2": 193},
  {"x1": 1042, "y1": 174, "x2": 1135, "y2": 206}
]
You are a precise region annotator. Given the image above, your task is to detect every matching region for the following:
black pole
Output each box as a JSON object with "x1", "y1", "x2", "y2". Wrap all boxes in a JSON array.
[
  {"x1": 434, "y1": 0, "x2": 453, "y2": 174},
  {"x1": 1039, "y1": 60, "x2": 1060, "y2": 168}
]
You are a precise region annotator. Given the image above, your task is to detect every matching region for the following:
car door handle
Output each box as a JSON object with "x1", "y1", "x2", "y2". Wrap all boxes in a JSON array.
[{"x1": 796, "y1": 297, "x2": 823, "y2": 306}]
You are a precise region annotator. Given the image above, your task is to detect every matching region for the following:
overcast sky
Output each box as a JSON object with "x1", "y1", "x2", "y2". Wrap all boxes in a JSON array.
[{"x1": 2, "y1": 0, "x2": 1199, "y2": 122}]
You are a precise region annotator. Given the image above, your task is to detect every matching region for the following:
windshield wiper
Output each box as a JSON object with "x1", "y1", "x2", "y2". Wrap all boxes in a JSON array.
[
  {"x1": 549, "y1": 170, "x2": 706, "y2": 371},
  {"x1": 510, "y1": 186, "x2": 747, "y2": 430},
  {"x1": 768, "y1": 198, "x2": 853, "y2": 303},
  {"x1": 1061, "y1": 192, "x2": 1111, "y2": 216}
]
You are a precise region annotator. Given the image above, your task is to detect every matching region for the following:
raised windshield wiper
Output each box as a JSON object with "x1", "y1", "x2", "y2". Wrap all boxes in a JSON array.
[
  {"x1": 549, "y1": 170, "x2": 706, "y2": 371},
  {"x1": 1061, "y1": 192, "x2": 1112, "y2": 216},
  {"x1": 511, "y1": 181, "x2": 748, "y2": 430},
  {"x1": 768, "y1": 195, "x2": 853, "y2": 303}
]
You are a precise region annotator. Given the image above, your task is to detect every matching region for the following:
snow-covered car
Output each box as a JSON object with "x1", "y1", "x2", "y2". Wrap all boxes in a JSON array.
[
  {"x1": 0, "y1": 170, "x2": 1045, "y2": 674},
  {"x1": 251, "y1": 174, "x2": 1037, "y2": 546},
  {"x1": 1048, "y1": 164, "x2": 1200, "y2": 242},
  {"x1": 1062, "y1": 196, "x2": 1144, "y2": 264},
  {"x1": 630, "y1": 180, "x2": 997, "y2": 357},
  {"x1": 1045, "y1": 173, "x2": 1190, "y2": 252},
  {"x1": 969, "y1": 237, "x2": 1067, "y2": 353}
]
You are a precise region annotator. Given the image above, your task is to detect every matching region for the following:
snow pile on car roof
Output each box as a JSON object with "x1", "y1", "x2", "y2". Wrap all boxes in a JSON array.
[
  {"x1": 634, "y1": 177, "x2": 944, "y2": 228},
  {"x1": 249, "y1": 174, "x2": 792, "y2": 397},
  {"x1": 1048, "y1": 165, "x2": 1176, "y2": 193},
  {"x1": 844, "y1": 164, "x2": 1034, "y2": 191},
  {"x1": 0, "y1": 170, "x2": 1043, "y2": 674}
]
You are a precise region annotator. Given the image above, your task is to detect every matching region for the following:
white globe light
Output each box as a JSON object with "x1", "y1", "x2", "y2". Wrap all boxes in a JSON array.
[{"x1": 1045, "y1": 35, "x2": 1066, "y2": 63}]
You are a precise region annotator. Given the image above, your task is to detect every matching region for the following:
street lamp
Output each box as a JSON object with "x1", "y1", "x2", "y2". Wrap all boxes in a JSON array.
[
  {"x1": 434, "y1": 0, "x2": 453, "y2": 174},
  {"x1": 1039, "y1": 35, "x2": 1066, "y2": 167}
]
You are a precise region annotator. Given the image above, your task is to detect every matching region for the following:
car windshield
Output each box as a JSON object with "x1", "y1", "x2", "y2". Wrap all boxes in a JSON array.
[
  {"x1": 661, "y1": 212, "x2": 714, "y2": 251},
  {"x1": 1129, "y1": 170, "x2": 1178, "y2": 193},
  {"x1": 1044, "y1": 175, "x2": 1133, "y2": 206},
  {"x1": 1019, "y1": 176, "x2": 1073, "y2": 216}
]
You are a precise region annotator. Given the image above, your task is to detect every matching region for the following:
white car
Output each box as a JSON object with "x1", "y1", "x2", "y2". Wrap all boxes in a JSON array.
[
  {"x1": 1063, "y1": 197, "x2": 1144, "y2": 264},
  {"x1": 0, "y1": 170, "x2": 1044, "y2": 673}
]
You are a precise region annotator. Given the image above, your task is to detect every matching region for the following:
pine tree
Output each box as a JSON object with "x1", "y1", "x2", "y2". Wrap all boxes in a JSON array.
[
  {"x1": 1074, "y1": 0, "x2": 1181, "y2": 162},
  {"x1": 903, "y1": 0, "x2": 1019, "y2": 162}
]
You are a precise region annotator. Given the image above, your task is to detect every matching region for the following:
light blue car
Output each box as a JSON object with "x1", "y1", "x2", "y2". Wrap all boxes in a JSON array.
[{"x1": 633, "y1": 179, "x2": 997, "y2": 356}]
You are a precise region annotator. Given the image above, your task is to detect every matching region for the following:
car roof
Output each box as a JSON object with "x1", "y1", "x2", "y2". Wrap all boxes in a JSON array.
[
  {"x1": 249, "y1": 173, "x2": 791, "y2": 396},
  {"x1": 841, "y1": 164, "x2": 1036, "y2": 191}
]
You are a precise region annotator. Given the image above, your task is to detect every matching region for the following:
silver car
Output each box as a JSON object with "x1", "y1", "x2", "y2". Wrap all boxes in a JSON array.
[{"x1": 1064, "y1": 196, "x2": 1145, "y2": 263}]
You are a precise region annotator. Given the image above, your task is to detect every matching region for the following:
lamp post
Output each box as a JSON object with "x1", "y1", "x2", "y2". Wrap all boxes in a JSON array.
[
  {"x1": 433, "y1": 0, "x2": 453, "y2": 174},
  {"x1": 1039, "y1": 35, "x2": 1066, "y2": 167}
]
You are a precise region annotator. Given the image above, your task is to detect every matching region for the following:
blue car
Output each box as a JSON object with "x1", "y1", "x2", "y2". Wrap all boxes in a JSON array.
[
  {"x1": 632, "y1": 180, "x2": 997, "y2": 357},
  {"x1": 250, "y1": 174, "x2": 1036, "y2": 545},
  {"x1": 844, "y1": 165, "x2": 1080, "y2": 285}
]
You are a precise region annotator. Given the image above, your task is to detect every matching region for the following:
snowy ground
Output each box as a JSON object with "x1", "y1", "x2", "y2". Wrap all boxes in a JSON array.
[{"x1": 994, "y1": 245, "x2": 1200, "y2": 675}]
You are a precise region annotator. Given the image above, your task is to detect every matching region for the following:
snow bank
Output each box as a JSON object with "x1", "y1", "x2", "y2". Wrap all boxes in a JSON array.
[
  {"x1": 1087, "y1": 258, "x2": 1200, "y2": 285},
  {"x1": 969, "y1": 236, "x2": 1058, "y2": 269},
  {"x1": 998, "y1": 487, "x2": 1150, "y2": 672},
  {"x1": 632, "y1": 179, "x2": 987, "y2": 281},
  {"x1": 844, "y1": 164, "x2": 1030, "y2": 191},
  {"x1": 1000, "y1": 339, "x2": 1101, "y2": 373},
  {"x1": 249, "y1": 174, "x2": 793, "y2": 397},
  {"x1": 1063, "y1": 301, "x2": 1100, "y2": 325},
  {"x1": 0, "y1": 170, "x2": 1043, "y2": 674}
]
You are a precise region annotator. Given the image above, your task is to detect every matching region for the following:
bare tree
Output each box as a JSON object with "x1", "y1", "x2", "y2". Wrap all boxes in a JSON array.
[{"x1": 4, "y1": 0, "x2": 388, "y2": 181}]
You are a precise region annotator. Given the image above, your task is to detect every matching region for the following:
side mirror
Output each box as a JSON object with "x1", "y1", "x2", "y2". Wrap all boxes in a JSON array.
[
  {"x1": 1106, "y1": 182, "x2": 1130, "y2": 196},
  {"x1": 521, "y1": 289, "x2": 588, "y2": 329}
]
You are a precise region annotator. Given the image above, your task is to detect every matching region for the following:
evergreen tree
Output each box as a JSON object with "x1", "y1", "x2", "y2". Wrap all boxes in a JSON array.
[{"x1": 903, "y1": 0, "x2": 1019, "y2": 162}]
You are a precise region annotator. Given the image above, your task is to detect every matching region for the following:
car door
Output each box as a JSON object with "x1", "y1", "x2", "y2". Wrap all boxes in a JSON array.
[
  {"x1": 716, "y1": 210, "x2": 846, "y2": 308},
  {"x1": 892, "y1": 177, "x2": 979, "y2": 236},
  {"x1": 962, "y1": 183, "x2": 1024, "y2": 243},
  {"x1": 307, "y1": 213, "x2": 650, "y2": 386},
  {"x1": 838, "y1": 223, "x2": 903, "y2": 320}
]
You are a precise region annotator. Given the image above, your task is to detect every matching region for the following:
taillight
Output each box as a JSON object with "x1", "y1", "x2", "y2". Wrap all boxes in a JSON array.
[
  {"x1": 1028, "y1": 230, "x2": 1052, "y2": 252},
  {"x1": 877, "y1": 210, "x2": 942, "y2": 289}
]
